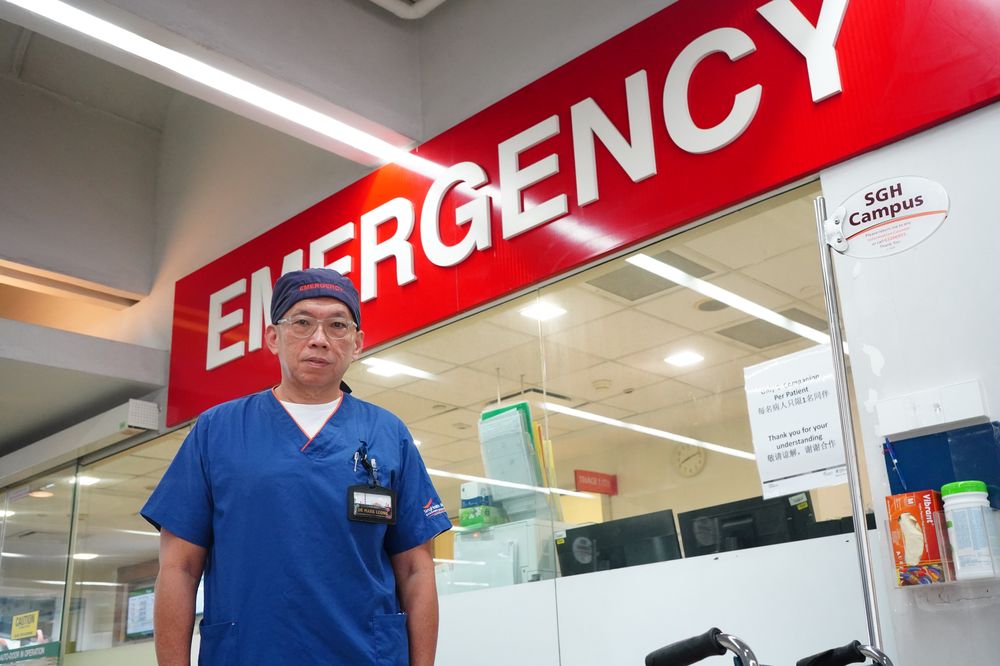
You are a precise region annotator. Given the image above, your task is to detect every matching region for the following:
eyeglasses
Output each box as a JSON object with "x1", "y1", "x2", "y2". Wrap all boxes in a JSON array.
[{"x1": 276, "y1": 315, "x2": 358, "y2": 340}]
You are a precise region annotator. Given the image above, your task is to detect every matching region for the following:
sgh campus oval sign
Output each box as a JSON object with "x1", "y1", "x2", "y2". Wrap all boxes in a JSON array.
[{"x1": 834, "y1": 176, "x2": 949, "y2": 259}]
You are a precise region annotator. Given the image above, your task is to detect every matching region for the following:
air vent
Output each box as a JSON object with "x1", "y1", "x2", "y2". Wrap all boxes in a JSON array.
[
  {"x1": 484, "y1": 386, "x2": 574, "y2": 409},
  {"x1": 781, "y1": 307, "x2": 828, "y2": 331},
  {"x1": 715, "y1": 308, "x2": 828, "y2": 349},
  {"x1": 586, "y1": 250, "x2": 713, "y2": 301}
]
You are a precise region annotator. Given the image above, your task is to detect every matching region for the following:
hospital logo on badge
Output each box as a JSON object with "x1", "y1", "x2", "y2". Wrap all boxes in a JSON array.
[{"x1": 423, "y1": 498, "x2": 446, "y2": 518}]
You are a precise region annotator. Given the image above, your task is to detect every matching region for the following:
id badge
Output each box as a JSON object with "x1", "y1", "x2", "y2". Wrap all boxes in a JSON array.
[{"x1": 347, "y1": 484, "x2": 397, "y2": 525}]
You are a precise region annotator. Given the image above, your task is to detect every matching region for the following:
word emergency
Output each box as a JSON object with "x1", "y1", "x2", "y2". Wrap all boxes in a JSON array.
[{"x1": 205, "y1": 0, "x2": 849, "y2": 370}]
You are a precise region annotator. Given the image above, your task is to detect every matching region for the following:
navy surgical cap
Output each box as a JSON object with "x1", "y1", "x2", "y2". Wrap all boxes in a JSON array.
[{"x1": 269, "y1": 268, "x2": 361, "y2": 327}]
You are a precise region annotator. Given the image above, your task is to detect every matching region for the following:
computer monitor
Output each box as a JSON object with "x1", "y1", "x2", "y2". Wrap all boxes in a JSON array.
[
  {"x1": 808, "y1": 512, "x2": 877, "y2": 538},
  {"x1": 677, "y1": 494, "x2": 817, "y2": 557},
  {"x1": 556, "y1": 509, "x2": 681, "y2": 576}
]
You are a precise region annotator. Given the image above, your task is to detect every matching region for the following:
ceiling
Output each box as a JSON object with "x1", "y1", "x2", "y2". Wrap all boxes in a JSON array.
[
  {"x1": 0, "y1": 18, "x2": 174, "y2": 132},
  {"x1": 0, "y1": 356, "x2": 163, "y2": 457},
  {"x1": 0, "y1": 19, "x2": 177, "y2": 457}
]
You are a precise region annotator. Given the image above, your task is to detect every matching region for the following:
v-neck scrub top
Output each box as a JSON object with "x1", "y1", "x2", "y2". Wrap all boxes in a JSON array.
[{"x1": 141, "y1": 390, "x2": 451, "y2": 666}]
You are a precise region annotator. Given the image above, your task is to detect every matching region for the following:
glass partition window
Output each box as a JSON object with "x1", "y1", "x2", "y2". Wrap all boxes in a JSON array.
[
  {"x1": 0, "y1": 466, "x2": 76, "y2": 656},
  {"x1": 64, "y1": 428, "x2": 188, "y2": 653},
  {"x1": 346, "y1": 181, "x2": 869, "y2": 594},
  {"x1": 3, "y1": 182, "x2": 870, "y2": 642}
]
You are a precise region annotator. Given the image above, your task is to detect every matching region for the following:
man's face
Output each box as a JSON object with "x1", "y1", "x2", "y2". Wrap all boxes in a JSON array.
[{"x1": 265, "y1": 297, "x2": 363, "y2": 399}]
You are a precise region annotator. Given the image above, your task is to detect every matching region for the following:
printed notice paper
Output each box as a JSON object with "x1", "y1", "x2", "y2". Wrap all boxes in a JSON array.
[{"x1": 744, "y1": 345, "x2": 847, "y2": 499}]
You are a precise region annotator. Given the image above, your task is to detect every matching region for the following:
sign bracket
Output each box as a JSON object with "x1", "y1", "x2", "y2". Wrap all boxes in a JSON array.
[{"x1": 823, "y1": 205, "x2": 849, "y2": 252}]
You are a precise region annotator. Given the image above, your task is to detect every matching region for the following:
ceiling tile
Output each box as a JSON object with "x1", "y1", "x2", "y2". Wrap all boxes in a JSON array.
[
  {"x1": 396, "y1": 367, "x2": 519, "y2": 409},
  {"x1": 421, "y1": 439, "x2": 482, "y2": 464},
  {"x1": 760, "y1": 338, "x2": 822, "y2": 360},
  {"x1": 540, "y1": 401, "x2": 635, "y2": 433},
  {"x1": 409, "y1": 408, "x2": 482, "y2": 438},
  {"x1": 709, "y1": 272, "x2": 798, "y2": 310},
  {"x1": 348, "y1": 371, "x2": 420, "y2": 391},
  {"x1": 465, "y1": 339, "x2": 605, "y2": 387},
  {"x1": 674, "y1": 355, "x2": 768, "y2": 394},
  {"x1": 618, "y1": 333, "x2": 753, "y2": 378},
  {"x1": 635, "y1": 285, "x2": 752, "y2": 331},
  {"x1": 741, "y1": 245, "x2": 824, "y2": 301},
  {"x1": 680, "y1": 184, "x2": 820, "y2": 269},
  {"x1": 628, "y1": 388, "x2": 750, "y2": 434},
  {"x1": 600, "y1": 379, "x2": 709, "y2": 413},
  {"x1": 366, "y1": 390, "x2": 457, "y2": 424},
  {"x1": 408, "y1": 428, "x2": 457, "y2": 448},
  {"x1": 488, "y1": 286, "x2": 624, "y2": 335},
  {"x1": 404, "y1": 320, "x2": 534, "y2": 365},
  {"x1": 545, "y1": 361, "x2": 662, "y2": 404},
  {"x1": 341, "y1": 369, "x2": 391, "y2": 397},
  {"x1": 546, "y1": 310, "x2": 690, "y2": 360},
  {"x1": 129, "y1": 429, "x2": 188, "y2": 461},
  {"x1": 89, "y1": 454, "x2": 167, "y2": 476}
]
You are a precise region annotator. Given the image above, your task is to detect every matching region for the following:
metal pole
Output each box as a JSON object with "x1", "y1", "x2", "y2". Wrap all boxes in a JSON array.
[
  {"x1": 59, "y1": 463, "x2": 84, "y2": 658},
  {"x1": 814, "y1": 196, "x2": 883, "y2": 650}
]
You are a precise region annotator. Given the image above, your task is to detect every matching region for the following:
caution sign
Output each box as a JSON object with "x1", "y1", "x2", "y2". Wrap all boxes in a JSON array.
[{"x1": 11, "y1": 611, "x2": 39, "y2": 641}]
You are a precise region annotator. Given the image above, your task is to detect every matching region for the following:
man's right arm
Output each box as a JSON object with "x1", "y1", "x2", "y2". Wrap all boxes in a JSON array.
[{"x1": 154, "y1": 529, "x2": 207, "y2": 666}]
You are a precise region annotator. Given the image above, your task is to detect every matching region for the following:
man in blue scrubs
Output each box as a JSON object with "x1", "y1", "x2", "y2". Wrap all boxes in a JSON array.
[{"x1": 142, "y1": 268, "x2": 451, "y2": 666}]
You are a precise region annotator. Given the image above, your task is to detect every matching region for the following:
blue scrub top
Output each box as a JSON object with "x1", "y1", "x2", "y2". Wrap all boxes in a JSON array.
[{"x1": 141, "y1": 390, "x2": 451, "y2": 666}]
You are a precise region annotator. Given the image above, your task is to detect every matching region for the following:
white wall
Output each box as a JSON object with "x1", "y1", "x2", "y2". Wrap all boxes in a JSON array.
[
  {"x1": 820, "y1": 101, "x2": 1000, "y2": 666},
  {"x1": 440, "y1": 534, "x2": 876, "y2": 666},
  {"x1": 417, "y1": 0, "x2": 678, "y2": 137},
  {"x1": 0, "y1": 75, "x2": 158, "y2": 294}
]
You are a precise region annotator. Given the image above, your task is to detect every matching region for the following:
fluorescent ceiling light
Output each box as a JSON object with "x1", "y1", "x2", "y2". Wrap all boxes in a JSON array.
[
  {"x1": 0, "y1": 510, "x2": 15, "y2": 518},
  {"x1": 426, "y1": 468, "x2": 594, "y2": 499},
  {"x1": 433, "y1": 558, "x2": 486, "y2": 566},
  {"x1": 118, "y1": 529, "x2": 161, "y2": 537},
  {"x1": 72, "y1": 553, "x2": 99, "y2": 560},
  {"x1": 73, "y1": 476, "x2": 100, "y2": 486},
  {"x1": 519, "y1": 302, "x2": 567, "y2": 321},
  {"x1": 626, "y1": 254, "x2": 831, "y2": 346},
  {"x1": 28, "y1": 489, "x2": 54, "y2": 498},
  {"x1": 362, "y1": 358, "x2": 434, "y2": 379},
  {"x1": 1, "y1": 552, "x2": 27, "y2": 558},
  {"x1": 665, "y1": 350, "x2": 704, "y2": 367},
  {"x1": 36, "y1": 579, "x2": 124, "y2": 587},
  {"x1": 542, "y1": 402, "x2": 756, "y2": 461},
  {"x1": 4, "y1": 0, "x2": 445, "y2": 179}
]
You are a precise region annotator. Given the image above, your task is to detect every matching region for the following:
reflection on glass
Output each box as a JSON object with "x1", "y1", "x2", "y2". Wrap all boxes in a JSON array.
[
  {"x1": 344, "y1": 181, "x2": 870, "y2": 596},
  {"x1": 64, "y1": 428, "x2": 188, "y2": 653},
  {"x1": 0, "y1": 466, "x2": 76, "y2": 656}
]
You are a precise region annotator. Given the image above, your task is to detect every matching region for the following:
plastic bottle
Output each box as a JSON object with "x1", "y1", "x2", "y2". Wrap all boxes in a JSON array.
[{"x1": 941, "y1": 480, "x2": 1000, "y2": 580}]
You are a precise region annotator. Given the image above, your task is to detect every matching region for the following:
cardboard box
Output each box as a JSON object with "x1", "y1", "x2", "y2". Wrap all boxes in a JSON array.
[{"x1": 886, "y1": 490, "x2": 946, "y2": 585}]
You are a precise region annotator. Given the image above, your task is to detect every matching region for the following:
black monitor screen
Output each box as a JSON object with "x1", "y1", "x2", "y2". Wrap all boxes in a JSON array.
[
  {"x1": 678, "y1": 494, "x2": 817, "y2": 557},
  {"x1": 556, "y1": 509, "x2": 681, "y2": 577}
]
